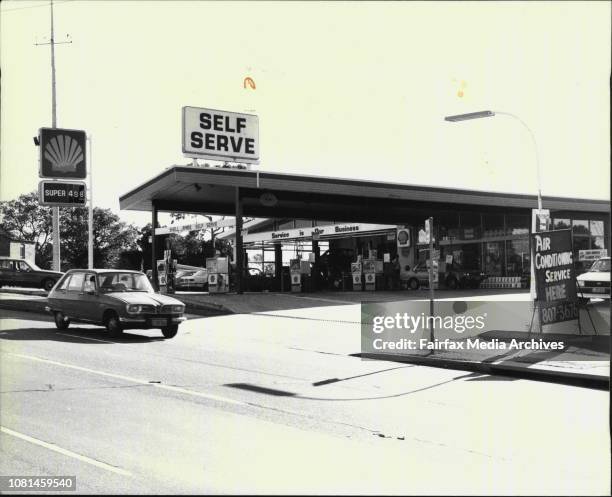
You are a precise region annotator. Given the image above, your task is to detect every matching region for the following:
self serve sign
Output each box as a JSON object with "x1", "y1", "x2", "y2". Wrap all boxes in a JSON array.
[{"x1": 182, "y1": 106, "x2": 259, "y2": 163}]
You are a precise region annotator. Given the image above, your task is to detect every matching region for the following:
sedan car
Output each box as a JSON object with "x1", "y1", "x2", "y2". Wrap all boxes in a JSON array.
[
  {"x1": 577, "y1": 256, "x2": 610, "y2": 303},
  {"x1": 176, "y1": 269, "x2": 208, "y2": 291},
  {"x1": 0, "y1": 257, "x2": 63, "y2": 291},
  {"x1": 46, "y1": 269, "x2": 186, "y2": 338}
]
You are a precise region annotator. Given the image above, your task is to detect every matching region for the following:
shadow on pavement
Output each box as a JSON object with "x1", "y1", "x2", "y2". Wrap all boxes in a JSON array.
[{"x1": 0, "y1": 327, "x2": 165, "y2": 344}]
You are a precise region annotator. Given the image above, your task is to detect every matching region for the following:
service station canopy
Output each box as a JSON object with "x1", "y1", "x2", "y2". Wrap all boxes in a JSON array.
[{"x1": 119, "y1": 166, "x2": 609, "y2": 223}]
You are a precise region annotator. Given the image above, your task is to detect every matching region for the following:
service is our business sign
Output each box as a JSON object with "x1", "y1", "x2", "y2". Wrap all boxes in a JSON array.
[{"x1": 182, "y1": 106, "x2": 259, "y2": 163}]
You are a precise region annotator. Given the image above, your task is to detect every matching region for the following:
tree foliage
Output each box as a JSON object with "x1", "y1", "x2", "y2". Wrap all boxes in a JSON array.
[{"x1": 0, "y1": 191, "x2": 140, "y2": 270}]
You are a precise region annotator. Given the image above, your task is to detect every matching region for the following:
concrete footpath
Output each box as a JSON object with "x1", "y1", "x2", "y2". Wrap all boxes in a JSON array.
[{"x1": 361, "y1": 331, "x2": 609, "y2": 389}]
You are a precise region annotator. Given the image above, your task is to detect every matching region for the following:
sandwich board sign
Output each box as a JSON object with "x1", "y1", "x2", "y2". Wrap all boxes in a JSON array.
[
  {"x1": 531, "y1": 229, "x2": 579, "y2": 325},
  {"x1": 182, "y1": 106, "x2": 259, "y2": 164}
]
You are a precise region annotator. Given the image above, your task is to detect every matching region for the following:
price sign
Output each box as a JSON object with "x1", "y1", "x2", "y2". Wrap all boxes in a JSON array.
[{"x1": 38, "y1": 180, "x2": 86, "y2": 207}]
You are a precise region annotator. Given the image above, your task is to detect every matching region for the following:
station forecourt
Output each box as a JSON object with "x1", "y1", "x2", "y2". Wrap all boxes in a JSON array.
[{"x1": 118, "y1": 165, "x2": 610, "y2": 295}]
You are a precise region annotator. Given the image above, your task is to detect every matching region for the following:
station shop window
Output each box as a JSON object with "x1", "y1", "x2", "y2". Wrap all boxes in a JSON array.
[
  {"x1": 590, "y1": 220, "x2": 605, "y2": 250},
  {"x1": 458, "y1": 212, "x2": 481, "y2": 240},
  {"x1": 484, "y1": 242, "x2": 505, "y2": 276},
  {"x1": 553, "y1": 218, "x2": 571, "y2": 230},
  {"x1": 572, "y1": 219, "x2": 590, "y2": 236},
  {"x1": 506, "y1": 214, "x2": 529, "y2": 236},
  {"x1": 482, "y1": 214, "x2": 505, "y2": 238},
  {"x1": 506, "y1": 239, "x2": 530, "y2": 277},
  {"x1": 436, "y1": 212, "x2": 459, "y2": 241}
]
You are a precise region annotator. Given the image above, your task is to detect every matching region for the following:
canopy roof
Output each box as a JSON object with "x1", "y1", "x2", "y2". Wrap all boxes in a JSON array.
[{"x1": 119, "y1": 165, "x2": 610, "y2": 224}]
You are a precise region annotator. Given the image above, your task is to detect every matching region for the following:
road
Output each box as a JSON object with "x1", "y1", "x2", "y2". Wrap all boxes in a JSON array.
[{"x1": 0, "y1": 306, "x2": 609, "y2": 495}]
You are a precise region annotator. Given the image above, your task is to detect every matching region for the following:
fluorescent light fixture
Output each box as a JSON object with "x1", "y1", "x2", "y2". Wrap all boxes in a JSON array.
[{"x1": 444, "y1": 110, "x2": 495, "y2": 122}]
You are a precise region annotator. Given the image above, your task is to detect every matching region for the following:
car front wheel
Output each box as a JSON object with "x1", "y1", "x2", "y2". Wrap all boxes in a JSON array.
[
  {"x1": 43, "y1": 278, "x2": 56, "y2": 291},
  {"x1": 446, "y1": 277, "x2": 458, "y2": 290},
  {"x1": 54, "y1": 312, "x2": 70, "y2": 330},
  {"x1": 105, "y1": 312, "x2": 123, "y2": 337},
  {"x1": 408, "y1": 278, "x2": 419, "y2": 290},
  {"x1": 161, "y1": 325, "x2": 179, "y2": 339}
]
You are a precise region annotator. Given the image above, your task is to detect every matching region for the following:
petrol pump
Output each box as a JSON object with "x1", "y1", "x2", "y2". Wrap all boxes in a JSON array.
[
  {"x1": 363, "y1": 259, "x2": 377, "y2": 291},
  {"x1": 289, "y1": 259, "x2": 310, "y2": 292},
  {"x1": 156, "y1": 255, "x2": 177, "y2": 294},
  {"x1": 207, "y1": 256, "x2": 229, "y2": 293},
  {"x1": 351, "y1": 261, "x2": 362, "y2": 291}
]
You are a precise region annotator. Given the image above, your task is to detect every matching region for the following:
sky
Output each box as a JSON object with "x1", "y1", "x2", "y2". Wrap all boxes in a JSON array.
[{"x1": 1, "y1": 0, "x2": 610, "y2": 228}]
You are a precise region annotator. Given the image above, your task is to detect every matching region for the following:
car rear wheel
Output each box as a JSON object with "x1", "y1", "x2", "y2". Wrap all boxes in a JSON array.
[
  {"x1": 446, "y1": 277, "x2": 458, "y2": 290},
  {"x1": 161, "y1": 325, "x2": 179, "y2": 339},
  {"x1": 54, "y1": 311, "x2": 70, "y2": 330},
  {"x1": 43, "y1": 278, "x2": 56, "y2": 291},
  {"x1": 408, "y1": 278, "x2": 419, "y2": 290},
  {"x1": 104, "y1": 311, "x2": 123, "y2": 337},
  {"x1": 578, "y1": 297, "x2": 590, "y2": 306}
]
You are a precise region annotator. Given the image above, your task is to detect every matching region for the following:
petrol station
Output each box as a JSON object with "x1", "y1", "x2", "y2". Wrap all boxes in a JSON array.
[
  {"x1": 119, "y1": 164, "x2": 610, "y2": 295},
  {"x1": 119, "y1": 106, "x2": 609, "y2": 296}
]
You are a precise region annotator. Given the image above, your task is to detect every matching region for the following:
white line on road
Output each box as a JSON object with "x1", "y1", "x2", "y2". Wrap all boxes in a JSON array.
[
  {"x1": 0, "y1": 426, "x2": 132, "y2": 476},
  {"x1": 57, "y1": 333, "x2": 115, "y2": 343},
  {"x1": 6, "y1": 352, "x2": 247, "y2": 407}
]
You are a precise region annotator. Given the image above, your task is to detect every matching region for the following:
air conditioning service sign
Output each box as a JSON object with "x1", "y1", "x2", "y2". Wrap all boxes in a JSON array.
[{"x1": 182, "y1": 106, "x2": 259, "y2": 163}]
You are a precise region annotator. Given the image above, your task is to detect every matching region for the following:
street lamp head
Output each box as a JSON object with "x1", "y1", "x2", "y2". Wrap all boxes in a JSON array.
[{"x1": 444, "y1": 110, "x2": 495, "y2": 122}]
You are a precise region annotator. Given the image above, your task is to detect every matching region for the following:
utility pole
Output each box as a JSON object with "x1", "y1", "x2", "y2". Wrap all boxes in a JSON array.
[
  {"x1": 36, "y1": 0, "x2": 71, "y2": 271},
  {"x1": 88, "y1": 134, "x2": 93, "y2": 268}
]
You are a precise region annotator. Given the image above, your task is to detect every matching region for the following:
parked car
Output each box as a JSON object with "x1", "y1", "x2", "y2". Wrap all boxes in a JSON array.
[
  {"x1": 577, "y1": 256, "x2": 610, "y2": 303},
  {"x1": 46, "y1": 269, "x2": 186, "y2": 338},
  {"x1": 404, "y1": 261, "x2": 483, "y2": 290},
  {"x1": 176, "y1": 269, "x2": 208, "y2": 291},
  {"x1": 0, "y1": 257, "x2": 63, "y2": 291}
]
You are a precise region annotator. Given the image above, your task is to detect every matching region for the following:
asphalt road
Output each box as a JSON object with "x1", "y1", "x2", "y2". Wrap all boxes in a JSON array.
[{"x1": 0, "y1": 307, "x2": 609, "y2": 495}]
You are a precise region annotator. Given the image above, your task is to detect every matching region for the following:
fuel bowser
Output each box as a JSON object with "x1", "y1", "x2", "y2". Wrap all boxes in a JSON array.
[
  {"x1": 351, "y1": 261, "x2": 362, "y2": 291},
  {"x1": 290, "y1": 259, "x2": 310, "y2": 292},
  {"x1": 206, "y1": 256, "x2": 229, "y2": 293},
  {"x1": 363, "y1": 259, "x2": 377, "y2": 291},
  {"x1": 157, "y1": 256, "x2": 177, "y2": 294}
]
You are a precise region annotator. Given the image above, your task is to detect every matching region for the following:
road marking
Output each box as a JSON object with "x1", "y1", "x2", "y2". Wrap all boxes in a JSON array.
[
  {"x1": 57, "y1": 333, "x2": 115, "y2": 343},
  {"x1": 277, "y1": 294, "x2": 355, "y2": 305},
  {"x1": 6, "y1": 352, "x2": 247, "y2": 407},
  {"x1": 0, "y1": 426, "x2": 132, "y2": 476}
]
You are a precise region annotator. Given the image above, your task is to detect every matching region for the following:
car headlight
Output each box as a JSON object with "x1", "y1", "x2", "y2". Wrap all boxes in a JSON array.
[
  {"x1": 577, "y1": 280, "x2": 585, "y2": 287},
  {"x1": 126, "y1": 304, "x2": 145, "y2": 314},
  {"x1": 171, "y1": 304, "x2": 185, "y2": 313}
]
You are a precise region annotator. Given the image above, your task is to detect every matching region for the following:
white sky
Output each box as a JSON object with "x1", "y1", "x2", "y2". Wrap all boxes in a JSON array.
[{"x1": 1, "y1": 1, "x2": 610, "y2": 227}]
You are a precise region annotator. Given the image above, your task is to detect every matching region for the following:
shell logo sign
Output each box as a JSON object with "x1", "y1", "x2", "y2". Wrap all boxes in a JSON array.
[
  {"x1": 39, "y1": 127, "x2": 87, "y2": 179},
  {"x1": 243, "y1": 77, "x2": 256, "y2": 90}
]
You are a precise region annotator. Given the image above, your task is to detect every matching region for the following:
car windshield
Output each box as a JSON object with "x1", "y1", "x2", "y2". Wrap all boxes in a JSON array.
[
  {"x1": 590, "y1": 259, "x2": 611, "y2": 272},
  {"x1": 98, "y1": 272, "x2": 155, "y2": 293}
]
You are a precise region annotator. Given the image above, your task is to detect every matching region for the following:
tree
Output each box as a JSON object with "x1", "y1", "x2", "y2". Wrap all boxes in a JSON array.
[
  {"x1": 60, "y1": 206, "x2": 140, "y2": 270},
  {"x1": 0, "y1": 192, "x2": 53, "y2": 267},
  {"x1": 1, "y1": 191, "x2": 141, "y2": 270}
]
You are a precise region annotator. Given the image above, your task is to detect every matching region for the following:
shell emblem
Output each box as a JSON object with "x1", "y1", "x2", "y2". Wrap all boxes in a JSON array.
[{"x1": 44, "y1": 134, "x2": 84, "y2": 173}]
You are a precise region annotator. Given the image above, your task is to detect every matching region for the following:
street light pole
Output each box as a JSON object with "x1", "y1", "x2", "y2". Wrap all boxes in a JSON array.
[{"x1": 444, "y1": 110, "x2": 543, "y2": 214}]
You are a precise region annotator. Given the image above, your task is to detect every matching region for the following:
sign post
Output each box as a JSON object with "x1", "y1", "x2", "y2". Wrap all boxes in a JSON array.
[
  {"x1": 37, "y1": 126, "x2": 88, "y2": 272},
  {"x1": 427, "y1": 217, "x2": 435, "y2": 342}
]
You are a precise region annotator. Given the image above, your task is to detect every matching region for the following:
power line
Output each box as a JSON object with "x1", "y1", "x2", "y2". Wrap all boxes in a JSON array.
[{"x1": 1, "y1": 0, "x2": 74, "y2": 13}]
